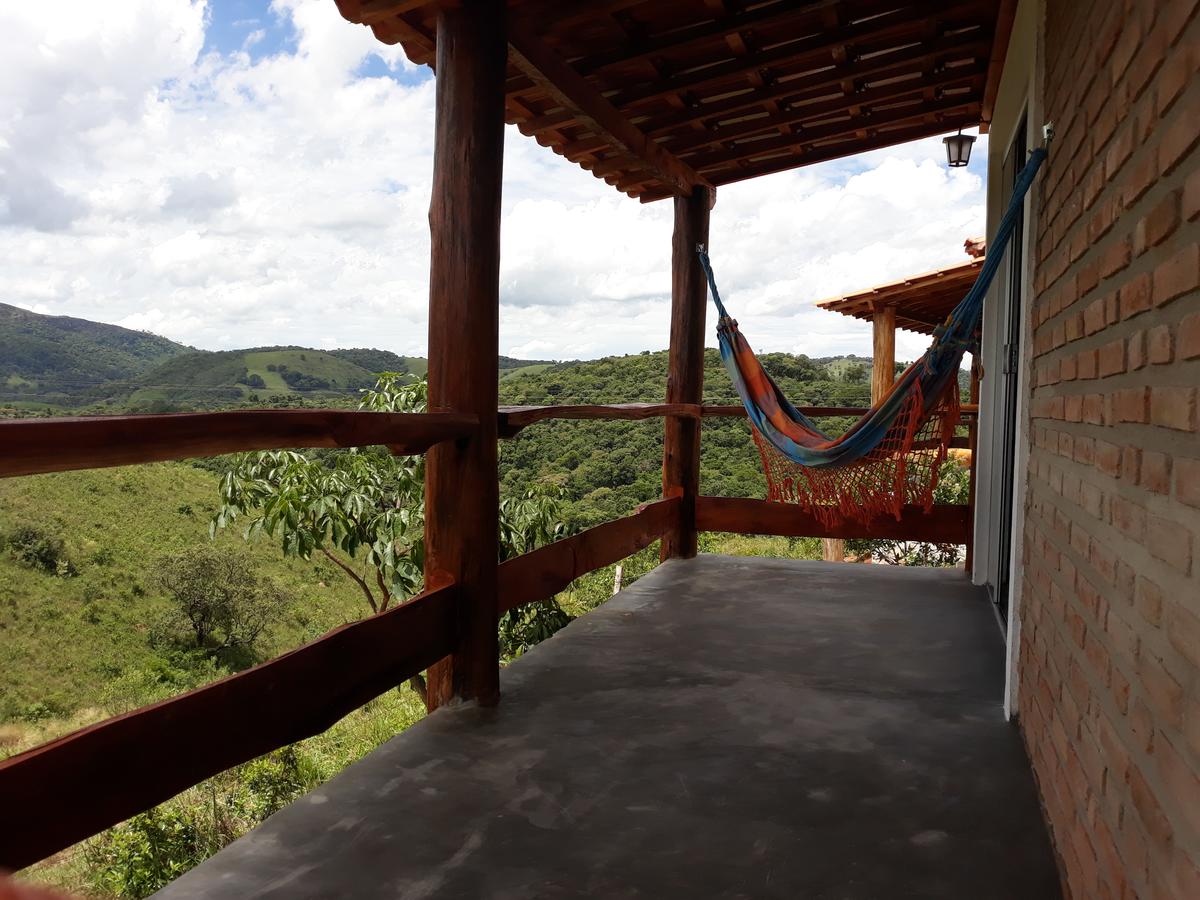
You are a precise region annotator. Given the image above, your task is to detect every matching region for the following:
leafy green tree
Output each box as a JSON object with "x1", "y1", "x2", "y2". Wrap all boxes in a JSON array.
[
  {"x1": 154, "y1": 546, "x2": 288, "y2": 655},
  {"x1": 214, "y1": 374, "x2": 576, "y2": 700}
]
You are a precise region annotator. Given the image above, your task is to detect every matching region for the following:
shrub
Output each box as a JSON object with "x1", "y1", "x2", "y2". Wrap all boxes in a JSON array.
[
  {"x1": 153, "y1": 547, "x2": 289, "y2": 656},
  {"x1": 4, "y1": 524, "x2": 74, "y2": 575}
]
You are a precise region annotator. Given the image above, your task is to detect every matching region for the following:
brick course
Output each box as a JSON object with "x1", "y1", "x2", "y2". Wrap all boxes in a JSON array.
[{"x1": 1017, "y1": 1, "x2": 1200, "y2": 897}]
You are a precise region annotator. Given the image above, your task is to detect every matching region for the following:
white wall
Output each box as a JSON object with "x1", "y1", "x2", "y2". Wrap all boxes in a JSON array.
[{"x1": 969, "y1": 0, "x2": 1045, "y2": 716}]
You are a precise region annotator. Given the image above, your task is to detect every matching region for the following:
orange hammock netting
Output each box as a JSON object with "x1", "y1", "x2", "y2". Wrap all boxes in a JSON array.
[
  {"x1": 751, "y1": 376, "x2": 961, "y2": 527},
  {"x1": 701, "y1": 147, "x2": 1047, "y2": 527}
]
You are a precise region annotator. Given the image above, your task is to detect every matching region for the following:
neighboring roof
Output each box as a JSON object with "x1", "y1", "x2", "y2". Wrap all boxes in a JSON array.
[
  {"x1": 334, "y1": 0, "x2": 1007, "y2": 202},
  {"x1": 816, "y1": 256, "x2": 983, "y2": 335}
]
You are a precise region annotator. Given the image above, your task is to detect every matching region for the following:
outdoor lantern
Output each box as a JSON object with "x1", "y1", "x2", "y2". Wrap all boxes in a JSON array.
[{"x1": 943, "y1": 129, "x2": 976, "y2": 167}]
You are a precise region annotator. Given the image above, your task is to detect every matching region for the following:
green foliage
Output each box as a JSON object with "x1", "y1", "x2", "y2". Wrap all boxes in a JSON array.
[
  {"x1": 0, "y1": 302, "x2": 189, "y2": 406},
  {"x1": 497, "y1": 484, "x2": 574, "y2": 657},
  {"x1": 153, "y1": 547, "x2": 289, "y2": 656},
  {"x1": 84, "y1": 746, "x2": 317, "y2": 899},
  {"x1": 328, "y1": 348, "x2": 411, "y2": 375},
  {"x1": 0, "y1": 463, "x2": 367, "y2": 720},
  {"x1": 217, "y1": 375, "x2": 577, "y2": 654},
  {"x1": 86, "y1": 806, "x2": 210, "y2": 899},
  {"x1": 215, "y1": 375, "x2": 427, "y2": 610},
  {"x1": 4, "y1": 524, "x2": 75, "y2": 575}
]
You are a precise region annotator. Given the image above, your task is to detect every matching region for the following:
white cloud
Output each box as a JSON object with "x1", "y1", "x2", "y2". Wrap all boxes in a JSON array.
[{"x1": 0, "y1": 0, "x2": 987, "y2": 367}]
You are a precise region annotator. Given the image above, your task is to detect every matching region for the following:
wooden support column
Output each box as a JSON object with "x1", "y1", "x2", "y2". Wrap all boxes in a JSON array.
[
  {"x1": 871, "y1": 304, "x2": 897, "y2": 403},
  {"x1": 661, "y1": 186, "x2": 712, "y2": 560},
  {"x1": 423, "y1": 0, "x2": 506, "y2": 709}
]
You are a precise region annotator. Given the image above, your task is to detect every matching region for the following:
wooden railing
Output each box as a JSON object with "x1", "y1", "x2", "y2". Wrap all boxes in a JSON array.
[
  {"x1": 0, "y1": 399, "x2": 973, "y2": 869},
  {"x1": 0, "y1": 410, "x2": 479, "y2": 478}
]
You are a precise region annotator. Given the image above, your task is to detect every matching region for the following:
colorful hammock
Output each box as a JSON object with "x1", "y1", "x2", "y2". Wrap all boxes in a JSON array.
[{"x1": 701, "y1": 147, "x2": 1047, "y2": 525}]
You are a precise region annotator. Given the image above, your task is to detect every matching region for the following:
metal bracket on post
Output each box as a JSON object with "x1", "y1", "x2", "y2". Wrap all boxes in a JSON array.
[{"x1": 1042, "y1": 122, "x2": 1055, "y2": 145}]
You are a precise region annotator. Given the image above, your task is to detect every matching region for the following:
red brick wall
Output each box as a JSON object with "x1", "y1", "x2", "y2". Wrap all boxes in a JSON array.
[{"x1": 1017, "y1": 0, "x2": 1200, "y2": 897}]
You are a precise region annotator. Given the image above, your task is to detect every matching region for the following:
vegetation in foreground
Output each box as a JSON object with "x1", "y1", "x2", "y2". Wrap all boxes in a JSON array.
[{"x1": 4, "y1": 349, "x2": 967, "y2": 896}]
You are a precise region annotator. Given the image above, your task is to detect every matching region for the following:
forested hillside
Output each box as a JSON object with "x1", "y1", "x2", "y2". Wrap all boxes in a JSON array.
[
  {"x1": 497, "y1": 348, "x2": 874, "y2": 525},
  {"x1": 0, "y1": 302, "x2": 189, "y2": 407}
]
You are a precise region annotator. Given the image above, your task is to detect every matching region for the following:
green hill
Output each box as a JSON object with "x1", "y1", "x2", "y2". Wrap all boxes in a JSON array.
[
  {"x1": 123, "y1": 347, "x2": 384, "y2": 410},
  {"x1": 0, "y1": 463, "x2": 367, "y2": 722},
  {"x1": 496, "y1": 348, "x2": 874, "y2": 526},
  {"x1": 0, "y1": 303, "x2": 190, "y2": 407}
]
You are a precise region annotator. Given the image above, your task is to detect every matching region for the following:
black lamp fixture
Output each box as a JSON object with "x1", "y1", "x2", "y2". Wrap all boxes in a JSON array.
[{"x1": 943, "y1": 129, "x2": 976, "y2": 167}]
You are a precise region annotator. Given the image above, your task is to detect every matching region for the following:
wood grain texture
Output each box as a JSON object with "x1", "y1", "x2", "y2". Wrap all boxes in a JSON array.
[
  {"x1": 0, "y1": 582, "x2": 458, "y2": 872},
  {"x1": 0, "y1": 410, "x2": 478, "y2": 478},
  {"x1": 696, "y1": 497, "x2": 972, "y2": 543},
  {"x1": 871, "y1": 306, "x2": 898, "y2": 404},
  {"x1": 337, "y1": 1, "x2": 997, "y2": 199},
  {"x1": 506, "y1": 22, "x2": 707, "y2": 197},
  {"x1": 497, "y1": 498, "x2": 680, "y2": 614},
  {"x1": 423, "y1": 0, "x2": 506, "y2": 709},
  {"x1": 662, "y1": 187, "x2": 711, "y2": 560}
]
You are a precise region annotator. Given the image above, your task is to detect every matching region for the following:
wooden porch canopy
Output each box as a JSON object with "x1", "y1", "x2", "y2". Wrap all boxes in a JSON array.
[
  {"x1": 335, "y1": 0, "x2": 1009, "y2": 202},
  {"x1": 816, "y1": 254, "x2": 983, "y2": 335}
]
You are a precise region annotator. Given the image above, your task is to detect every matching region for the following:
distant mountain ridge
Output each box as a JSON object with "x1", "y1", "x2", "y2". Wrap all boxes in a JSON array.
[
  {"x1": 0, "y1": 305, "x2": 554, "y2": 411},
  {"x1": 0, "y1": 302, "x2": 191, "y2": 406}
]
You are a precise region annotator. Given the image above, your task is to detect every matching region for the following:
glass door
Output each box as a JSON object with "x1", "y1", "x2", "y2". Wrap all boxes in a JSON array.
[{"x1": 993, "y1": 118, "x2": 1028, "y2": 623}]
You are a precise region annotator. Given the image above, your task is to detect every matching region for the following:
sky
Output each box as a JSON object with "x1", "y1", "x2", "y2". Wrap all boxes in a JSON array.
[{"x1": 0, "y1": 0, "x2": 989, "y2": 363}]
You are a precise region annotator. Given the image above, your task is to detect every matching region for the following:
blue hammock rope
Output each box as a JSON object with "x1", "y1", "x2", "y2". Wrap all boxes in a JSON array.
[{"x1": 700, "y1": 146, "x2": 1047, "y2": 472}]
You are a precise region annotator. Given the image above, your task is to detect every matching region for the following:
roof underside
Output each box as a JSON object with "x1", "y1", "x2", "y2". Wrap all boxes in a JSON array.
[
  {"x1": 816, "y1": 257, "x2": 982, "y2": 334},
  {"x1": 335, "y1": 0, "x2": 1007, "y2": 202}
]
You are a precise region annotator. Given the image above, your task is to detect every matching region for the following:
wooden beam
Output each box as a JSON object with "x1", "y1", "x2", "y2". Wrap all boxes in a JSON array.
[
  {"x1": 662, "y1": 186, "x2": 712, "y2": 560},
  {"x1": 607, "y1": 2, "x2": 986, "y2": 110},
  {"x1": 506, "y1": 22, "x2": 708, "y2": 197},
  {"x1": 423, "y1": 0, "x2": 506, "y2": 710},
  {"x1": 979, "y1": 0, "x2": 1018, "y2": 132},
  {"x1": 498, "y1": 402, "x2": 700, "y2": 438},
  {"x1": 872, "y1": 306, "x2": 898, "y2": 404},
  {"x1": 497, "y1": 499, "x2": 680, "y2": 614},
  {"x1": 664, "y1": 68, "x2": 986, "y2": 156},
  {"x1": 0, "y1": 410, "x2": 478, "y2": 478},
  {"x1": 0, "y1": 581, "x2": 458, "y2": 872},
  {"x1": 696, "y1": 497, "x2": 972, "y2": 543},
  {"x1": 571, "y1": 0, "x2": 844, "y2": 76},
  {"x1": 675, "y1": 113, "x2": 983, "y2": 194},
  {"x1": 685, "y1": 94, "x2": 981, "y2": 174},
  {"x1": 644, "y1": 33, "x2": 992, "y2": 138}
]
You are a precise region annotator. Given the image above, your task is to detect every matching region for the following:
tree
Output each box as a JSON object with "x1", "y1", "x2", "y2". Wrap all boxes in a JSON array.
[
  {"x1": 155, "y1": 547, "x2": 288, "y2": 655},
  {"x1": 214, "y1": 374, "x2": 575, "y2": 703}
]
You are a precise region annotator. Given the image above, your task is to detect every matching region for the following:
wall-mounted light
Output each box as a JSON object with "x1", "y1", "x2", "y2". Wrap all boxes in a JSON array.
[{"x1": 943, "y1": 129, "x2": 976, "y2": 167}]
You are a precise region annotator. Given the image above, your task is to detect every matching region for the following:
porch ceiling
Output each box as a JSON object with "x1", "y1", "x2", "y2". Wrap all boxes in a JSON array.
[
  {"x1": 334, "y1": 0, "x2": 1011, "y2": 202},
  {"x1": 816, "y1": 255, "x2": 983, "y2": 334}
]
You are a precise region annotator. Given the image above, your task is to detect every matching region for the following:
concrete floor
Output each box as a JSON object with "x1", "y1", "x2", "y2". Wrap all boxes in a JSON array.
[{"x1": 156, "y1": 555, "x2": 1061, "y2": 899}]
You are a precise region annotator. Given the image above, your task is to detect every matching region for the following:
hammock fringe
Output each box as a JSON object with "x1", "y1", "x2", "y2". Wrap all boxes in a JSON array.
[{"x1": 704, "y1": 147, "x2": 1048, "y2": 527}]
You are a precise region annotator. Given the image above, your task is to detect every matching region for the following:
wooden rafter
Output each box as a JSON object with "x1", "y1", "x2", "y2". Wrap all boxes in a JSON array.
[
  {"x1": 664, "y1": 67, "x2": 985, "y2": 155},
  {"x1": 684, "y1": 93, "x2": 980, "y2": 173},
  {"x1": 604, "y1": 2, "x2": 985, "y2": 110},
  {"x1": 644, "y1": 32, "x2": 991, "y2": 137},
  {"x1": 507, "y1": 22, "x2": 708, "y2": 197},
  {"x1": 337, "y1": 0, "x2": 1008, "y2": 201},
  {"x1": 980, "y1": 0, "x2": 1018, "y2": 131}
]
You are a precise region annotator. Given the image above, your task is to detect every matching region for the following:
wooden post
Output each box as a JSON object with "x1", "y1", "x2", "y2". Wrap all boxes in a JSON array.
[
  {"x1": 423, "y1": 0, "x2": 506, "y2": 709},
  {"x1": 661, "y1": 185, "x2": 712, "y2": 560},
  {"x1": 871, "y1": 305, "x2": 897, "y2": 403}
]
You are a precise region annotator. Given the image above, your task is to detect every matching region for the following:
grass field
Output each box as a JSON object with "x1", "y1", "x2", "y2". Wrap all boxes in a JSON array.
[{"x1": 0, "y1": 463, "x2": 370, "y2": 724}]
